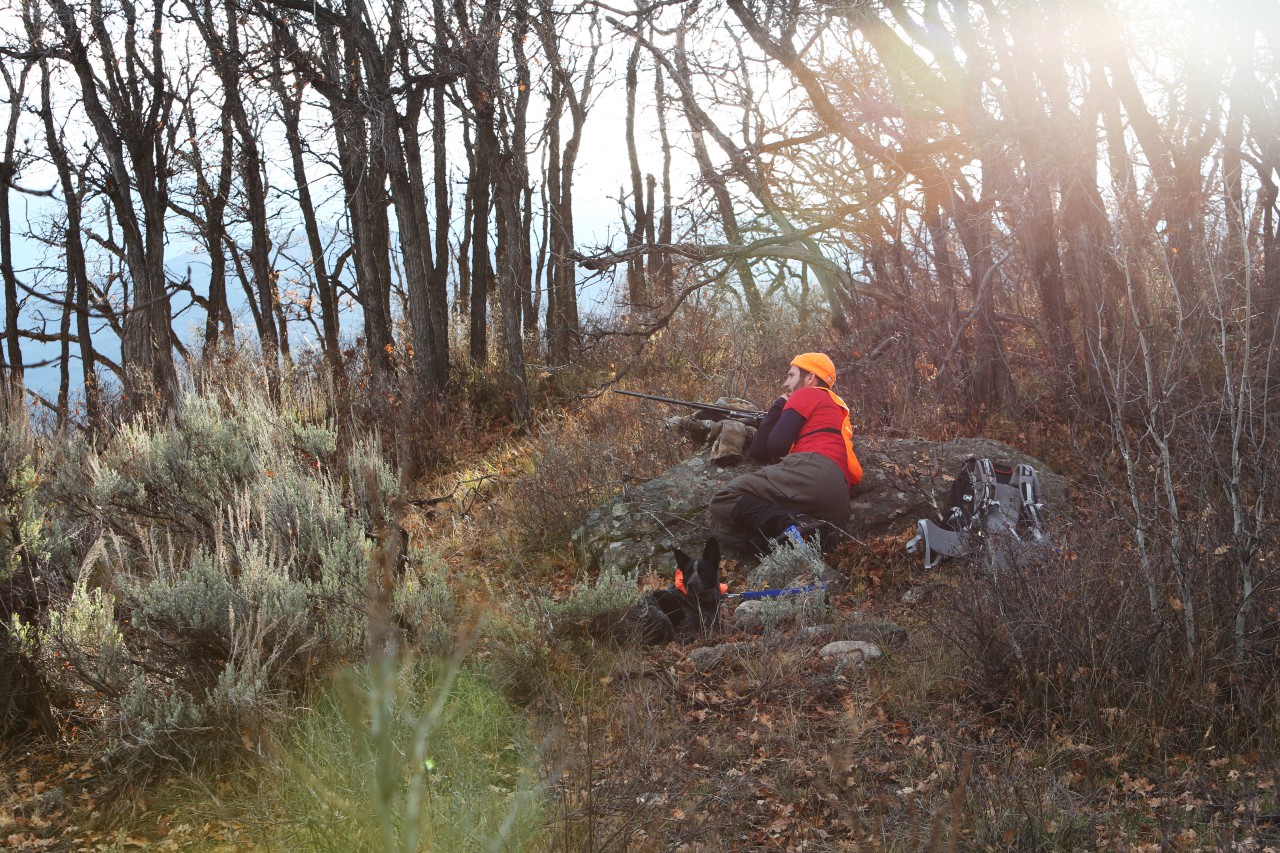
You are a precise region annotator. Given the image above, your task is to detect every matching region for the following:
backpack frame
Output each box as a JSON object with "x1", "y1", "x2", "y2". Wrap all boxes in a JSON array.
[{"x1": 905, "y1": 456, "x2": 1046, "y2": 569}]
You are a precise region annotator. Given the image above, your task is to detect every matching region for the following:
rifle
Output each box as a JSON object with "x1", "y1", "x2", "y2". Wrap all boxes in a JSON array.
[{"x1": 612, "y1": 389, "x2": 767, "y2": 426}]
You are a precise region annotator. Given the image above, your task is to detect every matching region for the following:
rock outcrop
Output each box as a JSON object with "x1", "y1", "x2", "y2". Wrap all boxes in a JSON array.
[{"x1": 572, "y1": 433, "x2": 1068, "y2": 578}]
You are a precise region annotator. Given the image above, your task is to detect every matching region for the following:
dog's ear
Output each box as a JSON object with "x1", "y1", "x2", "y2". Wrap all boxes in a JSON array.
[
  {"x1": 702, "y1": 537, "x2": 720, "y2": 568},
  {"x1": 697, "y1": 557, "x2": 717, "y2": 591},
  {"x1": 673, "y1": 547, "x2": 692, "y2": 575}
]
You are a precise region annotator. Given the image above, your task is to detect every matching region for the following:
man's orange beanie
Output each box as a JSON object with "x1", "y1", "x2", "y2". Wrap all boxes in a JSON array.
[{"x1": 790, "y1": 352, "x2": 836, "y2": 387}]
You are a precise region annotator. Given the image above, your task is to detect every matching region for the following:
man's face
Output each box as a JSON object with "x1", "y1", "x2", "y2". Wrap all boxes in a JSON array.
[{"x1": 783, "y1": 365, "x2": 809, "y2": 395}]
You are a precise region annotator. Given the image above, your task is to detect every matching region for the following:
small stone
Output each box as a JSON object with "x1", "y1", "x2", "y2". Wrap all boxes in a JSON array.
[
  {"x1": 901, "y1": 585, "x2": 931, "y2": 605},
  {"x1": 732, "y1": 600, "x2": 770, "y2": 631},
  {"x1": 687, "y1": 641, "x2": 751, "y2": 672},
  {"x1": 819, "y1": 640, "x2": 882, "y2": 664},
  {"x1": 39, "y1": 787, "x2": 65, "y2": 809},
  {"x1": 687, "y1": 646, "x2": 726, "y2": 672}
]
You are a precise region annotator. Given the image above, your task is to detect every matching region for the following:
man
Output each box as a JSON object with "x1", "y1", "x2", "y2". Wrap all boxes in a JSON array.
[{"x1": 708, "y1": 352, "x2": 862, "y2": 554}]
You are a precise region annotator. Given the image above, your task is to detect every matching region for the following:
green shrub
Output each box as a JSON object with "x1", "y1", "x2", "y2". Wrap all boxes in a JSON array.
[
  {"x1": 85, "y1": 392, "x2": 342, "y2": 543},
  {"x1": 478, "y1": 607, "x2": 560, "y2": 705},
  {"x1": 0, "y1": 389, "x2": 59, "y2": 740},
  {"x1": 272, "y1": 659, "x2": 545, "y2": 852},
  {"x1": 547, "y1": 567, "x2": 644, "y2": 647},
  {"x1": 96, "y1": 476, "x2": 404, "y2": 765},
  {"x1": 393, "y1": 548, "x2": 456, "y2": 654},
  {"x1": 93, "y1": 395, "x2": 264, "y2": 537},
  {"x1": 46, "y1": 582, "x2": 133, "y2": 692},
  {"x1": 547, "y1": 567, "x2": 640, "y2": 624},
  {"x1": 343, "y1": 434, "x2": 400, "y2": 524},
  {"x1": 7, "y1": 385, "x2": 462, "y2": 775},
  {"x1": 747, "y1": 537, "x2": 829, "y2": 590},
  {"x1": 0, "y1": 395, "x2": 47, "y2": 580}
]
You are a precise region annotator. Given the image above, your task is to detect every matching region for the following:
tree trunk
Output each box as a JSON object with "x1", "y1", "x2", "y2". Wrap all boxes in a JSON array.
[
  {"x1": 624, "y1": 37, "x2": 648, "y2": 309},
  {"x1": 431, "y1": 0, "x2": 453, "y2": 366},
  {"x1": 204, "y1": 0, "x2": 282, "y2": 395},
  {"x1": 536, "y1": 0, "x2": 594, "y2": 366},
  {"x1": 271, "y1": 48, "x2": 340, "y2": 375},
  {"x1": 457, "y1": 112, "x2": 473, "y2": 316},
  {"x1": 952, "y1": 193, "x2": 1009, "y2": 415},
  {"x1": 379, "y1": 0, "x2": 446, "y2": 395},
  {"x1": 468, "y1": 112, "x2": 494, "y2": 365},
  {"x1": 0, "y1": 61, "x2": 28, "y2": 392},
  {"x1": 923, "y1": 187, "x2": 958, "y2": 336},
  {"x1": 996, "y1": 17, "x2": 1076, "y2": 389},
  {"x1": 322, "y1": 23, "x2": 394, "y2": 379},
  {"x1": 40, "y1": 61, "x2": 100, "y2": 426},
  {"x1": 495, "y1": 162, "x2": 529, "y2": 424},
  {"x1": 458, "y1": 0, "x2": 501, "y2": 366},
  {"x1": 654, "y1": 54, "x2": 673, "y2": 300},
  {"x1": 50, "y1": 0, "x2": 178, "y2": 410}
]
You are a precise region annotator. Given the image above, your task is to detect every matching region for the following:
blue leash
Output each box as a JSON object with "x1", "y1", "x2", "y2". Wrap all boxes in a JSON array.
[{"x1": 725, "y1": 581, "x2": 827, "y2": 600}]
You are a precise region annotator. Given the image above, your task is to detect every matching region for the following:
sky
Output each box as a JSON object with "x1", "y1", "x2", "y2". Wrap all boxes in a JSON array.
[{"x1": 2, "y1": 16, "x2": 689, "y2": 399}]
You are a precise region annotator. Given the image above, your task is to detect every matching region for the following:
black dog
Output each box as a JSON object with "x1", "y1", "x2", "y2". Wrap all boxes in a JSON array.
[{"x1": 635, "y1": 539, "x2": 722, "y2": 644}]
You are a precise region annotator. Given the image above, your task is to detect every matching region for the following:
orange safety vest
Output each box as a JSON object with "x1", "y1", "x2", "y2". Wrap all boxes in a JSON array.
[{"x1": 796, "y1": 388, "x2": 862, "y2": 486}]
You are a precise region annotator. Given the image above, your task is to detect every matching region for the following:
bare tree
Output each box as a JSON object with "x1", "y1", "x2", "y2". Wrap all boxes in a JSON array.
[
  {"x1": 37, "y1": 57, "x2": 101, "y2": 428},
  {"x1": 537, "y1": 0, "x2": 599, "y2": 366},
  {"x1": 40, "y1": 0, "x2": 180, "y2": 410},
  {"x1": 183, "y1": 0, "x2": 285, "y2": 395},
  {"x1": 0, "y1": 52, "x2": 33, "y2": 392},
  {"x1": 455, "y1": 0, "x2": 499, "y2": 366},
  {"x1": 268, "y1": 45, "x2": 341, "y2": 374},
  {"x1": 492, "y1": 2, "x2": 532, "y2": 424}
]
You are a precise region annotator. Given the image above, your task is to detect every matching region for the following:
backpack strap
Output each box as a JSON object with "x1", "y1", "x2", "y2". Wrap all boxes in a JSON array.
[
  {"x1": 1012, "y1": 463, "x2": 1046, "y2": 541},
  {"x1": 906, "y1": 519, "x2": 969, "y2": 569}
]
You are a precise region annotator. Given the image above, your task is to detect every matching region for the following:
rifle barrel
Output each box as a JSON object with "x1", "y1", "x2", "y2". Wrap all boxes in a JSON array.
[{"x1": 611, "y1": 389, "x2": 765, "y2": 421}]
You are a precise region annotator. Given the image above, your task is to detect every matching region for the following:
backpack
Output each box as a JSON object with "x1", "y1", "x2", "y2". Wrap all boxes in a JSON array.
[{"x1": 905, "y1": 456, "x2": 1046, "y2": 569}]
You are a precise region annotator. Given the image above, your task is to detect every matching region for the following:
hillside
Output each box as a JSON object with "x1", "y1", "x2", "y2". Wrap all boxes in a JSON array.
[{"x1": 3, "y1": 306, "x2": 1279, "y2": 851}]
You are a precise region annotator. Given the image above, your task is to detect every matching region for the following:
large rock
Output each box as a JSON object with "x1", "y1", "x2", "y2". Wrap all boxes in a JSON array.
[
  {"x1": 850, "y1": 436, "x2": 1068, "y2": 536},
  {"x1": 572, "y1": 434, "x2": 1068, "y2": 578}
]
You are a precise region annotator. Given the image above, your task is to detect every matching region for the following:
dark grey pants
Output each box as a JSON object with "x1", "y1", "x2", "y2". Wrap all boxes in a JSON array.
[{"x1": 708, "y1": 452, "x2": 851, "y2": 552}]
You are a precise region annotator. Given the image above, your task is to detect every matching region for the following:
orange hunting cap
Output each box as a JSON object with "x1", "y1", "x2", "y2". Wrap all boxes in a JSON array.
[{"x1": 790, "y1": 352, "x2": 836, "y2": 386}]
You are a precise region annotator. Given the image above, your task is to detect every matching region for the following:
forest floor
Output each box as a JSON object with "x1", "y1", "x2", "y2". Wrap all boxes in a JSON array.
[{"x1": 4, "y1": 428, "x2": 1280, "y2": 852}]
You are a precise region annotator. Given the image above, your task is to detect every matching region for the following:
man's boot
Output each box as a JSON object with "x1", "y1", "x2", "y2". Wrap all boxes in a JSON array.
[
  {"x1": 774, "y1": 513, "x2": 824, "y2": 549},
  {"x1": 731, "y1": 495, "x2": 823, "y2": 556}
]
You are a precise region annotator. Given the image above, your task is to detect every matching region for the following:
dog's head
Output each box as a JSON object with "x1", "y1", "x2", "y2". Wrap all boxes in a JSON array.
[{"x1": 673, "y1": 538, "x2": 720, "y2": 598}]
